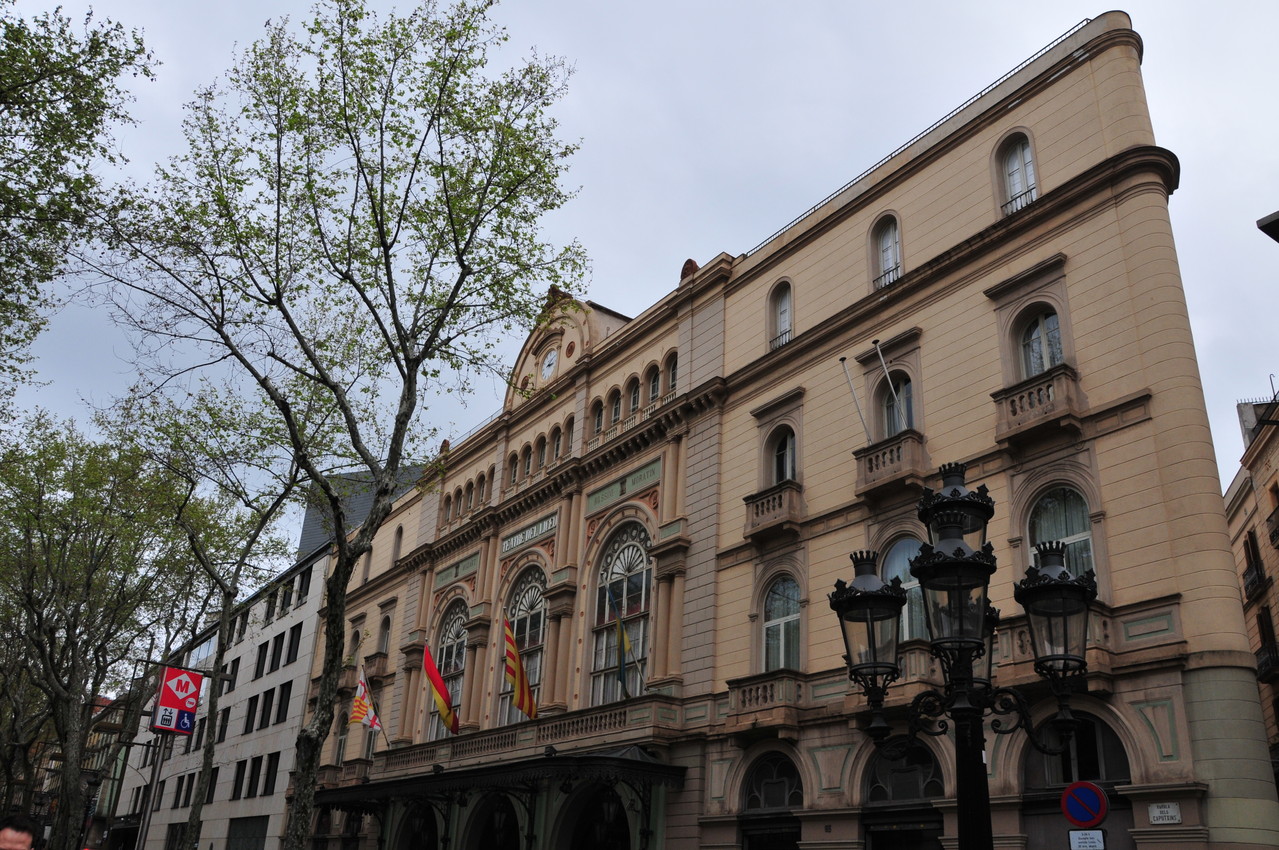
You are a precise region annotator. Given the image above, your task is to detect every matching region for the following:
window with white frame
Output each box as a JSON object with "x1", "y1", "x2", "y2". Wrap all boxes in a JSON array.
[
  {"x1": 593, "y1": 401, "x2": 604, "y2": 435},
  {"x1": 770, "y1": 426, "x2": 797, "y2": 485},
  {"x1": 498, "y1": 570, "x2": 545, "y2": 725},
  {"x1": 334, "y1": 713, "x2": 348, "y2": 765},
  {"x1": 881, "y1": 536, "x2": 927, "y2": 641},
  {"x1": 666, "y1": 354, "x2": 678, "y2": 394},
  {"x1": 591, "y1": 524, "x2": 652, "y2": 705},
  {"x1": 628, "y1": 380, "x2": 641, "y2": 414},
  {"x1": 1029, "y1": 486, "x2": 1094, "y2": 577},
  {"x1": 428, "y1": 602, "x2": 468, "y2": 740},
  {"x1": 647, "y1": 368, "x2": 660, "y2": 403},
  {"x1": 882, "y1": 373, "x2": 914, "y2": 438},
  {"x1": 609, "y1": 391, "x2": 622, "y2": 425},
  {"x1": 770, "y1": 282, "x2": 792, "y2": 350},
  {"x1": 1001, "y1": 135, "x2": 1037, "y2": 215},
  {"x1": 873, "y1": 217, "x2": 901, "y2": 289},
  {"x1": 763, "y1": 576, "x2": 801, "y2": 671},
  {"x1": 1021, "y1": 310, "x2": 1063, "y2": 378}
]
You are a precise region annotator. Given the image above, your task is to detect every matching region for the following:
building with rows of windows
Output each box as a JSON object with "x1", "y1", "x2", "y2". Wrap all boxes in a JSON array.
[
  {"x1": 305, "y1": 12, "x2": 1279, "y2": 850},
  {"x1": 110, "y1": 548, "x2": 325, "y2": 850}
]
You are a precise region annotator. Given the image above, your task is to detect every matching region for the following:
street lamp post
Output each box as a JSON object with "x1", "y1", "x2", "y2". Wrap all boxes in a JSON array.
[{"x1": 829, "y1": 462, "x2": 1097, "y2": 850}]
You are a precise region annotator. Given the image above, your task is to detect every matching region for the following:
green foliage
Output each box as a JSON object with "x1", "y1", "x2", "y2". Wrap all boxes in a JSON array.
[{"x1": 0, "y1": 0, "x2": 151, "y2": 403}]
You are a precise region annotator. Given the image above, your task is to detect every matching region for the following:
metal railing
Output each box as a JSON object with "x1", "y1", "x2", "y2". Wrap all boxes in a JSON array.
[
  {"x1": 873, "y1": 265, "x2": 901, "y2": 290},
  {"x1": 1001, "y1": 186, "x2": 1038, "y2": 215},
  {"x1": 769, "y1": 329, "x2": 792, "y2": 351}
]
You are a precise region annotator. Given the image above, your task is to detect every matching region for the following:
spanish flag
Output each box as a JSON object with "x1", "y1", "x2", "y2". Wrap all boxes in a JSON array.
[
  {"x1": 422, "y1": 642, "x2": 459, "y2": 735},
  {"x1": 349, "y1": 666, "x2": 381, "y2": 729},
  {"x1": 503, "y1": 618, "x2": 538, "y2": 720}
]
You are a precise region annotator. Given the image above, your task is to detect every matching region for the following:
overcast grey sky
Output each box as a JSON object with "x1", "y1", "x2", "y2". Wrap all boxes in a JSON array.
[{"x1": 15, "y1": 0, "x2": 1279, "y2": 490}]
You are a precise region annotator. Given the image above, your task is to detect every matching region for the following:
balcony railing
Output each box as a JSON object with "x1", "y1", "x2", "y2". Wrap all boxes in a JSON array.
[
  {"x1": 769, "y1": 329, "x2": 792, "y2": 351},
  {"x1": 991, "y1": 363, "x2": 1082, "y2": 446},
  {"x1": 364, "y1": 652, "x2": 389, "y2": 680},
  {"x1": 1244, "y1": 565, "x2": 1269, "y2": 601},
  {"x1": 585, "y1": 393, "x2": 676, "y2": 452},
  {"x1": 854, "y1": 430, "x2": 928, "y2": 497},
  {"x1": 1001, "y1": 185, "x2": 1037, "y2": 215},
  {"x1": 743, "y1": 480, "x2": 805, "y2": 544},
  {"x1": 873, "y1": 265, "x2": 901, "y2": 290},
  {"x1": 1267, "y1": 506, "x2": 1279, "y2": 550},
  {"x1": 1258, "y1": 642, "x2": 1279, "y2": 683},
  {"x1": 725, "y1": 670, "x2": 805, "y2": 738}
]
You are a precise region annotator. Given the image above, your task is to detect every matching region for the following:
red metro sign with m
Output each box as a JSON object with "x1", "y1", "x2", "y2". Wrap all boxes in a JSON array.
[{"x1": 152, "y1": 666, "x2": 204, "y2": 735}]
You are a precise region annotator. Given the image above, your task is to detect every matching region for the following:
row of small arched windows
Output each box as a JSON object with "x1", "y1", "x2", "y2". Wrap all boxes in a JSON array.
[{"x1": 589, "y1": 354, "x2": 678, "y2": 436}]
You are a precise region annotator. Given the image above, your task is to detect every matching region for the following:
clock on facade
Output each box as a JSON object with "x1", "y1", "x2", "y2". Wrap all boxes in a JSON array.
[{"x1": 540, "y1": 349, "x2": 558, "y2": 380}]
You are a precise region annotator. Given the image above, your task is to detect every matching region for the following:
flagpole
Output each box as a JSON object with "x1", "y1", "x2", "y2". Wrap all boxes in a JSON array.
[
  {"x1": 839, "y1": 356, "x2": 870, "y2": 445},
  {"x1": 872, "y1": 339, "x2": 905, "y2": 433}
]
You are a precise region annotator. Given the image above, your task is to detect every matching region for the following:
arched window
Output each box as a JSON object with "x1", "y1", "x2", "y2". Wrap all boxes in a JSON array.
[
  {"x1": 442, "y1": 495, "x2": 452, "y2": 522},
  {"x1": 535, "y1": 436, "x2": 547, "y2": 470},
  {"x1": 647, "y1": 367, "x2": 661, "y2": 403},
  {"x1": 563, "y1": 417, "x2": 574, "y2": 452},
  {"x1": 349, "y1": 628, "x2": 362, "y2": 662},
  {"x1": 508, "y1": 453, "x2": 519, "y2": 486},
  {"x1": 591, "y1": 524, "x2": 652, "y2": 704},
  {"x1": 1001, "y1": 135, "x2": 1037, "y2": 215},
  {"x1": 770, "y1": 282, "x2": 792, "y2": 350},
  {"x1": 769, "y1": 426, "x2": 797, "y2": 484},
  {"x1": 873, "y1": 216, "x2": 901, "y2": 289},
  {"x1": 428, "y1": 603, "x2": 468, "y2": 741},
  {"x1": 1029, "y1": 486, "x2": 1093, "y2": 577},
  {"x1": 1021, "y1": 310, "x2": 1063, "y2": 377},
  {"x1": 499, "y1": 570, "x2": 546, "y2": 725},
  {"x1": 743, "y1": 752, "x2": 804, "y2": 810},
  {"x1": 865, "y1": 745, "x2": 943, "y2": 802},
  {"x1": 627, "y1": 378, "x2": 641, "y2": 414},
  {"x1": 334, "y1": 713, "x2": 349, "y2": 766},
  {"x1": 464, "y1": 483, "x2": 474, "y2": 513},
  {"x1": 1024, "y1": 712, "x2": 1130, "y2": 788},
  {"x1": 882, "y1": 372, "x2": 913, "y2": 438},
  {"x1": 392, "y1": 525, "x2": 404, "y2": 565},
  {"x1": 378, "y1": 616, "x2": 392, "y2": 654},
  {"x1": 521, "y1": 446, "x2": 532, "y2": 478},
  {"x1": 550, "y1": 427, "x2": 562, "y2": 460},
  {"x1": 592, "y1": 401, "x2": 604, "y2": 435},
  {"x1": 666, "y1": 354, "x2": 678, "y2": 394},
  {"x1": 882, "y1": 537, "x2": 926, "y2": 641},
  {"x1": 763, "y1": 576, "x2": 801, "y2": 671},
  {"x1": 609, "y1": 390, "x2": 622, "y2": 425}
]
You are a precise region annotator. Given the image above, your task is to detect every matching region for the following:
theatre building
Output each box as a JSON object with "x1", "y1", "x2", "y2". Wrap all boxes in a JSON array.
[{"x1": 305, "y1": 12, "x2": 1279, "y2": 850}]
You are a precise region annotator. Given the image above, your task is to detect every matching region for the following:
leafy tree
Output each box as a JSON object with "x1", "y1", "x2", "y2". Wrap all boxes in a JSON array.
[
  {"x1": 90, "y1": 1, "x2": 585, "y2": 847},
  {"x1": 0, "y1": 0, "x2": 150, "y2": 403},
  {"x1": 0, "y1": 415, "x2": 217, "y2": 850}
]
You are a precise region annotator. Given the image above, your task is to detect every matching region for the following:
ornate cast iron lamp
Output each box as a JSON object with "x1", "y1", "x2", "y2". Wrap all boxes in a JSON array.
[{"x1": 829, "y1": 462, "x2": 1097, "y2": 850}]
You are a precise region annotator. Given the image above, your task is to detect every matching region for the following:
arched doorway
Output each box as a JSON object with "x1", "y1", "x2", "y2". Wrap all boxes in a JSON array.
[
  {"x1": 738, "y1": 752, "x2": 803, "y2": 850},
  {"x1": 861, "y1": 744, "x2": 944, "y2": 850},
  {"x1": 393, "y1": 804, "x2": 438, "y2": 850},
  {"x1": 568, "y1": 785, "x2": 630, "y2": 850},
  {"x1": 465, "y1": 794, "x2": 520, "y2": 850},
  {"x1": 1021, "y1": 712, "x2": 1134, "y2": 849}
]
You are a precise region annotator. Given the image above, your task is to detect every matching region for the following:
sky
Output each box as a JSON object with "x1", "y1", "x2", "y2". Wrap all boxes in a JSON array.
[{"x1": 13, "y1": 0, "x2": 1279, "y2": 491}]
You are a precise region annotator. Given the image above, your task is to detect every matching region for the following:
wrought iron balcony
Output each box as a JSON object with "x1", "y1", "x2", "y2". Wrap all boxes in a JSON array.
[
  {"x1": 854, "y1": 430, "x2": 928, "y2": 498},
  {"x1": 1267, "y1": 506, "x2": 1279, "y2": 550},
  {"x1": 1257, "y1": 642, "x2": 1279, "y2": 683},
  {"x1": 873, "y1": 265, "x2": 901, "y2": 290},
  {"x1": 769, "y1": 329, "x2": 792, "y2": 351},
  {"x1": 1244, "y1": 565, "x2": 1269, "y2": 602},
  {"x1": 991, "y1": 363, "x2": 1082, "y2": 446},
  {"x1": 743, "y1": 480, "x2": 805, "y2": 544},
  {"x1": 1001, "y1": 185, "x2": 1037, "y2": 215}
]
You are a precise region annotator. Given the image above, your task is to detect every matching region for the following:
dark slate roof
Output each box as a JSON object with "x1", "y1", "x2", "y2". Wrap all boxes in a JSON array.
[{"x1": 295, "y1": 466, "x2": 424, "y2": 561}]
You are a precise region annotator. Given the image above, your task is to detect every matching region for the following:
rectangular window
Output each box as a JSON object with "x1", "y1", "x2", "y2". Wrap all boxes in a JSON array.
[
  {"x1": 182, "y1": 729, "x2": 193, "y2": 755},
  {"x1": 243, "y1": 695, "x2": 259, "y2": 735},
  {"x1": 265, "y1": 591, "x2": 277, "y2": 623},
  {"x1": 254, "y1": 643, "x2": 268, "y2": 679},
  {"x1": 172, "y1": 775, "x2": 184, "y2": 808},
  {"x1": 205, "y1": 766, "x2": 219, "y2": 804},
  {"x1": 259, "y1": 688, "x2": 275, "y2": 730},
  {"x1": 280, "y1": 579, "x2": 293, "y2": 613},
  {"x1": 182, "y1": 772, "x2": 196, "y2": 807},
  {"x1": 270, "y1": 633, "x2": 285, "y2": 672},
  {"x1": 153, "y1": 780, "x2": 165, "y2": 811},
  {"x1": 276, "y1": 681, "x2": 292, "y2": 724},
  {"x1": 193, "y1": 717, "x2": 206, "y2": 750},
  {"x1": 236, "y1": 611, "x2": 249, "y2": 644},
  {"x1": 230, "y1": 761, "x2": 246, "y2": 801},
  {"x1": 296, "y1": 568, "x2": 311, "y2": 604},
  {"x1": 262, "y1": 752, "x2": 281, "y2": 797},
  {"x1": 223, "y1": 658, "x2": 240, "y2": 695},
  {"x1": 286, "y1": 623, "x2": 303, "y2": 665},
  {"x1": 246, "y1": 755, "x2": 263, "y2": 799},
  {"x1": 164, "y1": 824, "x2": 184, "y2": 850},
  {"x1": 217, "y1": 707, "x2": 230, "y2": 743}
]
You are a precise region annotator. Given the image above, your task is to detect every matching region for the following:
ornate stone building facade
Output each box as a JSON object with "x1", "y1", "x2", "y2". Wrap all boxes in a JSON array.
[{"x1": 308, "y1": 13, "x2": 1279, "y2": 850}]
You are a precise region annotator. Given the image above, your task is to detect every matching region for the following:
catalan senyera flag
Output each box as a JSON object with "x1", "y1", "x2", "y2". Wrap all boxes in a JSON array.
[
  {"x1": 349, "y1": 666, "x2": 381, "y2": 729},
  {"x1": 422, "y1": 642, "x2": 459, "y2": 735},
  {"x1": 503, "y1": 618, "x2": 538, "y2": 720},
  {"x1": 604, "y1": 584, "x2": 633, "y2": 699}
]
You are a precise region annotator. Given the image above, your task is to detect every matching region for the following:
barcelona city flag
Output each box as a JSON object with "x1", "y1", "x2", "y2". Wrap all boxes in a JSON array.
[
  {"x1": 503, "y1": 617, "x2": 538, "y2": 720},
  {"x1": 422, "y1": 642, "x2": 459, "y2": 734},
  {"x1": 349, "y1": 665, "x2": 381, "y2": 729}
]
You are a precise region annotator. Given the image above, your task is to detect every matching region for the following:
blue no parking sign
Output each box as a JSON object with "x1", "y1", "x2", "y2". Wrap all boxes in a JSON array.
[{"x1": 1061, "y1": 781, "x2": 1109, "y2": 829}]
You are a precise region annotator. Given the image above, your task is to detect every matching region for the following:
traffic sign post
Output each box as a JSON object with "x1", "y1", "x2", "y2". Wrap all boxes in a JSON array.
[
  {"x1": 1061, "y1": 780, "x2": 1109, "y2": 829},
  {"x1": 151, "y1": 666, "x2": 204, "y2": 735}
]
